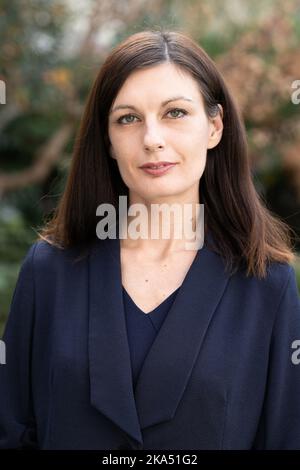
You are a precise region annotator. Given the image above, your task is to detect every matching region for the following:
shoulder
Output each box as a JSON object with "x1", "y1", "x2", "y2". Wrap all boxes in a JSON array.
[
  {"x1": 262, "y1": 260, "x2": 296, "y2": 296},
  {"x1": 243, "y1": 259, "x2": 299, "y2": 317},
  {"x1": 223, "y1": 257, "x2": 299, "y2": 318},
  {"x1": 263, "y1": 261, "x2": 299, "y2": 313},
  {"x1": 230, "y1": 257, "x2": 296, "y2": 293},
  {"x1": 22, "y1": 239, "x2": 67, "y2": 268},
  {"x1": 20, "y1": 238, "x2": 91, "y2": 279},
  {"x1": 206, "y1": 232, "x2": 297, "y2": 302}
]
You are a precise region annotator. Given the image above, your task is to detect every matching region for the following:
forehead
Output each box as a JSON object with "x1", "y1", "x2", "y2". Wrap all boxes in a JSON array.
[{"x1": 112, "y1": 63, "x2": 202, "y2": 105}]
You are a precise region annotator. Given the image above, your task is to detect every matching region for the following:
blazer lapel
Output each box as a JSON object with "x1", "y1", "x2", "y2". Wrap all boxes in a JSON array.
[
  {"x1": 134, "y1": 241, "x2": 230, "y2": 430},
  {"x1": 88, "y1": 235, "x2": 143, "y2": 445},
  {"x1": 88, "y1": 232, "x2": 230, "y2": 445}
]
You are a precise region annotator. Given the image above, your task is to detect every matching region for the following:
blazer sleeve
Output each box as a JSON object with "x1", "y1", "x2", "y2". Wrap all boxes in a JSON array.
[
  {"x1": 0, "y1": 243, "x2": 39, "y2": 449},
  {"x1": 253, "y1": 265, "x2": 300, "y2": 449}
]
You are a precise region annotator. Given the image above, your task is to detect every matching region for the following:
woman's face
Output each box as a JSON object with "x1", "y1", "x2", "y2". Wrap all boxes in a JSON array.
[{"x1": 107, "y1": 62, "x2": 223, "y2": 203}]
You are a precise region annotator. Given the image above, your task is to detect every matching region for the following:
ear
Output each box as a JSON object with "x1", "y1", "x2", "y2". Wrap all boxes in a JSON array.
[{"x1": 207, "y1": 104, "x2": 223, "y2": 150}]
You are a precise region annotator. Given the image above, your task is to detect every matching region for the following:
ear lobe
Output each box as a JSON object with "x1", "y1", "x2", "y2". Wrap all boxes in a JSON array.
[
  {"x1": 207, "y1": 129, "x2": 223, "y2": 149},
  {"x1": 207, "y1": 105, "x2": 223, "y2": 149}
]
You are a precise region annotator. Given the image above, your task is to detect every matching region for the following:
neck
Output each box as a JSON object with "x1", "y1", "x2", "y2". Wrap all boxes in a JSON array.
[{"x1": 119, "y1": 191, "x2": 204, "y2": 257}]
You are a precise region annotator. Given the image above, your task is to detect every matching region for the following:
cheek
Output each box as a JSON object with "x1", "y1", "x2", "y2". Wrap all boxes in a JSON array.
[
  {"x1": 182, "y1": 131, "x2": 209, "y2": 163},
  {"x1": 113, "y1": 134, "x2": 137, "y2": 160},
  {"x1": 113, "y1": 149, "x2": 138, "y2": 186},
  {"x1": 191, "y1": 123, "x2": 210, "y2": 147},
  {"x1": 186, "y1": 156, "x2": 207, "y2": 181},
  {"x1": 181, "y1": 140, "x2": 208, "y2": 181},
  {"x1": 110, "y1": 137, "x2": 134, "y2": 168},
  {"x1": 177, "y1": 121, "x2": 210, "y2": 151}
]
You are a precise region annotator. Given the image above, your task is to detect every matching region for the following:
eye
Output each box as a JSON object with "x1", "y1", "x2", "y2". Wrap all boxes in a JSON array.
[
  {"x1": 166, "y1": 108, "x2": 188, "y2": 119},
  {"x1": 116, "y1": 114, "x2": 138, "y2": 125},
  {"x1": 115, "y1": 107, "x2": 188, "y2": 125}
]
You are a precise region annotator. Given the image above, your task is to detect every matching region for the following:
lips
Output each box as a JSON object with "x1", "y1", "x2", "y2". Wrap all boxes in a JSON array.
[
  {"x1": 140, "y1": 162, "x2": 177, "y2": 169},
  {"x1": 139, "y1": 162, "x2": 178, "y2": 176}
]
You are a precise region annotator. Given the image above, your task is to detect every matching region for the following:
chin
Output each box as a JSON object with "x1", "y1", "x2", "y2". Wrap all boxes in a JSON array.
[{"x1": 145, "y1": 190, "x2": 183, "y2": 201}]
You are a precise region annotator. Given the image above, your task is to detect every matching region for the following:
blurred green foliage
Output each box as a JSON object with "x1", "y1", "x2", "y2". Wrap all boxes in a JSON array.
[{"x1": 0, "y1": 205, "x2": 37, "y2": 335}]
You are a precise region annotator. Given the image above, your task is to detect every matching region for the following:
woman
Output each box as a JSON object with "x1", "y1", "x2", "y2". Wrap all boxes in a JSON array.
[{"x1": 1, "y1": 29, "x2": 300, "y2": 450}]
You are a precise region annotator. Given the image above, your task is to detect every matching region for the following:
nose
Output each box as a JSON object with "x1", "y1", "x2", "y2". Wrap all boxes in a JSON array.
[
  {"x1": 143, "y1": 121, "x2": 165, "y2": 152},
  {"x1": 144, "y1": 142, "x2": 164, "y2": 152}
]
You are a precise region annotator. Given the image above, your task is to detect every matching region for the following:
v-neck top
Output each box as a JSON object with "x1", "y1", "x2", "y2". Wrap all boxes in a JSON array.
[{"x1": 122, "y1": 285, "x2": 180, "y2": 388}]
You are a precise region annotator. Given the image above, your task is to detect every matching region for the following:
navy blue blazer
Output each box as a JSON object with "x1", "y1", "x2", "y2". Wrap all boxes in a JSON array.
[{"x1": 1, "y1": 235, "x2": 300, "y2": 450}]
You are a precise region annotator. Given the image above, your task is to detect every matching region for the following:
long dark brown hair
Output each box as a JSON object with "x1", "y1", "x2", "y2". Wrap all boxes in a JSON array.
[{"x1": 37, "y1": 28, "x2": 296, "y2": 277}]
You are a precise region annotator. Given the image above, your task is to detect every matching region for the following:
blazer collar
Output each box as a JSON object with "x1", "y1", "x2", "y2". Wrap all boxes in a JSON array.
[{"x1": 88, "y1": 231, "x2": 230, "y2": 446}]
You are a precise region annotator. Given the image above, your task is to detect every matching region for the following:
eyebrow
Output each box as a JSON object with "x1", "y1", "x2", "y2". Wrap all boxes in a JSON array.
[{"x1": 109, "y1": 96, "x2": 194, "y2": 114}]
